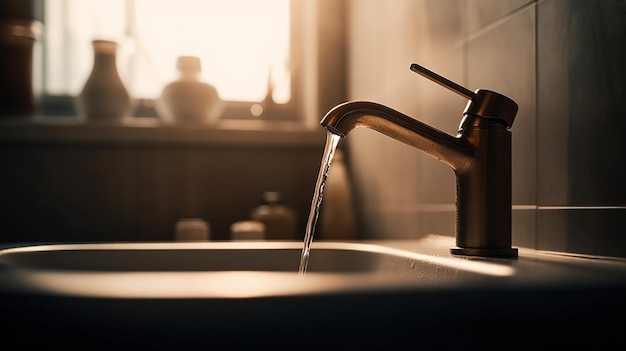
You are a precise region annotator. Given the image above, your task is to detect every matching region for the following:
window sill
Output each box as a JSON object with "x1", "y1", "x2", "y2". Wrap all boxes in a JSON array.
[{"x1": 0, "y1": 115, "x2": 327, "y2": 148}]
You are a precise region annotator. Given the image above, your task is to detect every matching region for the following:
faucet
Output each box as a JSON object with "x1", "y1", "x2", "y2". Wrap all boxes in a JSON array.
[{"x1": 320, "y1": 63, "x2": 519, "y2": 258}]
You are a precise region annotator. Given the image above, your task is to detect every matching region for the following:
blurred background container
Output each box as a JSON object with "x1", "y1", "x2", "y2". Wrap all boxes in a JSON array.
[{"x1": 0, "y1": 0, "x2": 41, "y2": 116}]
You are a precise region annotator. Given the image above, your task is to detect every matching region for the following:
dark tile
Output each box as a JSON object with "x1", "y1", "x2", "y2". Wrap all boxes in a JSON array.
[
  {"x1": 467, "y1": 6, "x2": 537, "y2": 206},
  {"x1": 535, "y1": 0, "x2": 570, "y2": 205},
  {"x1": 465, "y1": 0, "x2": 534, "y2": 33},
  {"x1": 537, "y1": 0, "x2": 626, "y2": 205},
  {"x1": 512, "y1": 207, "x2": 536, "y2": 249},
  {"x1": 537, "y1": 208, "x2": 626, "y2": 258}
]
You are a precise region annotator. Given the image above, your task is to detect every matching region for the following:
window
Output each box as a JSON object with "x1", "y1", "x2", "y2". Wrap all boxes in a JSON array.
[{"x1": 41, "y1": 0, "x2": 296, "y2": 119}]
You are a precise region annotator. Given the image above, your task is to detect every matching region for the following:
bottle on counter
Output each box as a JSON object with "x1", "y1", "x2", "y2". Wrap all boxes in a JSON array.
[
  {"x1": 0, "y1": 20, "x2": 42, "y2": 116},
  {"x1": 319, "y1": 148, "x2": 358, "y2": 240},
  {"x1": 250, "y1": 191, "x2": 297, "y2": 240},
  {"x1": 174, "y1": 218, "x2": 210, "y2": 241},
  {"x1": 230, "y1": 220, "x2": 266, "y2": 241},
  {"x1": 156, "y1": 55, "x2": 223, "y2": 124}
]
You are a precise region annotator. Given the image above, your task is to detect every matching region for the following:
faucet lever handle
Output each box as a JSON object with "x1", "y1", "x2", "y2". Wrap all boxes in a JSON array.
[
  {"x1": 410, "y1": 63, "x2": 518, "y2": 127},
  {"x1": 410, "y1": 63, "x2": 476, "y2": 100}
]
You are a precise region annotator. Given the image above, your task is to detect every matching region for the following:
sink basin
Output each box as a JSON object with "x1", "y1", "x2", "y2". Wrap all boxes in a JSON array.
[
  {"x1": 0, "y1": 239, "x2": 510, "y2": 298},
  {"x1": 1, "y1": 235, "x2": 625, "y2": 348}
]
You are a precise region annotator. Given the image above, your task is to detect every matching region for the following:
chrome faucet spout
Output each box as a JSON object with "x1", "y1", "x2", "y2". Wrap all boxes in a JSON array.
[{"x1": 320, "y1": 63, "x2": 519, "y2": 258}]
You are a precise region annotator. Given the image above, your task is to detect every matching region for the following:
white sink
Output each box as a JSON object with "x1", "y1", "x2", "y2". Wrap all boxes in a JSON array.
[
  {"x1": 0, "y1": 238, "x2": 510, "y2": 298},
  {"x1": 1, "y1": 235, "x2": 625, "y2": 348}
]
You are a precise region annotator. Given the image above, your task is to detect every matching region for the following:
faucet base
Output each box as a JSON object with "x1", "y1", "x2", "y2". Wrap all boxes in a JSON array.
[{"x1": 450, "y1": 247, "x2": 518, "y2": 258}]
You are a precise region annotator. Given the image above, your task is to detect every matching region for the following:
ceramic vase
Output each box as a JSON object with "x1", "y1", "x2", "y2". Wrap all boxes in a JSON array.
[
  {"x1": 77, "y1": 40, "x2": 132, "y2": 121},
  {"x1": 156, "y1": 56, "x2": 223, "y2": 124}
]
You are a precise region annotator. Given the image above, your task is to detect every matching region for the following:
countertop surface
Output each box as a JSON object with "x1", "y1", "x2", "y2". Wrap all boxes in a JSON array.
[{"x1": 2, "y1": 235, "x2": 625, "y2": 296}]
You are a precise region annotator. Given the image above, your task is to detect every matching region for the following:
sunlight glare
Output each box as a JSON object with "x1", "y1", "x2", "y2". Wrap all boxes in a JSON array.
[{"x1": 133, "y1": 0, "x2": 291, "y2": 101}]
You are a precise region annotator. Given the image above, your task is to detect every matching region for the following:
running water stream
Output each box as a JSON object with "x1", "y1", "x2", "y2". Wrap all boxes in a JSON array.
[{"x1": 298, "y1": 131, "x2": 342, "y2": 276}]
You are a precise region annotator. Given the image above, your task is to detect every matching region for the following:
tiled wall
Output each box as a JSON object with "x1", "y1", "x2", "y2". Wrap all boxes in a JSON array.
[
  {"x1": 536, "y1": 0, "x2": 626, "y2": 256},
  {"x1": 346, "y1": 0, "x2": 626, "y2": 257}
]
